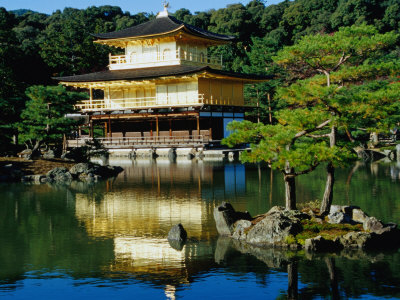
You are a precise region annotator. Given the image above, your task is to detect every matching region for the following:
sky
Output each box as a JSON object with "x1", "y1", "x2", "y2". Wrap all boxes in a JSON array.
[{"x1": 0, "y1": 0, "x2": 283, "y2": 15}]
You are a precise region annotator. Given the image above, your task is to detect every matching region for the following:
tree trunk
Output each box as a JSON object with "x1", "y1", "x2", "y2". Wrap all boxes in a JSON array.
[
  {"x1": 28, "y1": 140, "x2": 42, "y2": 160},
  {"x1": 321, "y1": 125, "x2": 336, "y2": 215},
  {"x1": 284, "y1": 173, "x2": 296, "y2": 210},
  {"x1": 320, "y1": 162, "x2": 334, "y2": 214},
  {"x1": 325, "y1": 257, "x2": 340, "y2": 300},
  {"x1": 287, "y1": 261, "x2": 298, "y2": 300}
]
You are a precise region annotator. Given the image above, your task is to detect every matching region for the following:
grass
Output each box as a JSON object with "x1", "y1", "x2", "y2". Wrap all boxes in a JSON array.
[
  {"x1": 294, "y1": 220, "x2": 363, "y2": 245},
  {"x1": 297, "y1": 200, "x2": 321, "y2": 211}
]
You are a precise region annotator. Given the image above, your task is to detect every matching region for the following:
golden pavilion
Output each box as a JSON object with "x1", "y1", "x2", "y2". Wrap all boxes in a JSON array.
[{"x1": 56, "y1": 4, "x2": 270, "y2": 148}]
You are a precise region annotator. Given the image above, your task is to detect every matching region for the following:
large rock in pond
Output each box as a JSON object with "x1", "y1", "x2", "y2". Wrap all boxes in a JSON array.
[
  {"x1": 244, "y1": 209, "x2": 303, "y2": 246},
  {"x1": 363, "y1": 217, "x2": 384, "y2": 232},
  {"x1": 168, "y1": 224, "x2": 187, "y2": 242},
  {"x1": 352, "y1": 208, "x2": 369, "y2": 224},
  {"x1": 167, "y1": 224, "x2": 187, "y2": 251},
  {"x1": 46, "y1": 167, "x2": 72, "y2": 183},
  {"x1": 69, "y1": 163, "x2": 123, "y2": 181},
  {"x1": 213, "y1": 202, "x2": 252, "y2": 236}
]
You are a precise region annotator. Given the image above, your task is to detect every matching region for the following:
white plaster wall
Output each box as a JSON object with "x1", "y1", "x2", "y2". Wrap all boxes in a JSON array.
[{"x1": 156, "y1": 82, "x2": 199, "y2": 105}]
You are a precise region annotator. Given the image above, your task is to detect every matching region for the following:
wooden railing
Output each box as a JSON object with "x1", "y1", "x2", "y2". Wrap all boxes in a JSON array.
[
  {"x1": 67, "y1": 135, "x2": 210, "y2": 148},
  {"x1": 109, "y1": 49, "x2": 222, "y2": 69},
  {"x1": 75, "y1": 94, "x2": 205, "y2": 111}
]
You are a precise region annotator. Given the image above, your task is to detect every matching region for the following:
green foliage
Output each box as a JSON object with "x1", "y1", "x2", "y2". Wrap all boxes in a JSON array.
[
  {"x1": 274, "y1": 23, "x2": 399, "y2": 81},
  {"x1": 19, "y1": 85, "x2": 87, "y2": 148},
  {"x1": 0, "y1": 1, "x2": 399, "y2": 156},
  {"x1": 64, "y1": 138, "x2": 109, "y2": 162},
  {"x1": 223, "y1": 109, "x2": 353, "y2": 173}
]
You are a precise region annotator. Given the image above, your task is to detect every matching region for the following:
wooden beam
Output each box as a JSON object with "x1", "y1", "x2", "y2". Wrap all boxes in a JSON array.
[
  {"x1": 196, "y1": 116, "x2": 200, "y2": 136},
  {"x1": 90, "y1": 120, "x2": 94, "y2": 138},
  {"x1": 156, "y1": 116, "x2": 159, "y2": 137}
]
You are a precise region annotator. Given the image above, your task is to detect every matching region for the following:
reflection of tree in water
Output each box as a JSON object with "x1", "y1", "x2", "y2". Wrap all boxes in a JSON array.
[
  {"x1": 0, "y1": 183, "x2": 114, "y2": 290},
  {"x1": 216, "y1": 237, "x2": 400, "y2": 299}
]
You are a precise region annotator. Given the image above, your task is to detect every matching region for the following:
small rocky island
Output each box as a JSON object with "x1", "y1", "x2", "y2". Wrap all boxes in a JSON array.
[
  {"x1": 214, "y1": 202, "x2": 400, "y2": 252},
  {"x1": 0, "y1": 159, "x2": 123, "y2": 184}
]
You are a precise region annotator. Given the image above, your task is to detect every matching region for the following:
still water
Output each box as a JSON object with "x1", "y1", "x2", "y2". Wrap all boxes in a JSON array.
[{"x1": 0, "y1": 158, "x2": 400, "y2": 299}]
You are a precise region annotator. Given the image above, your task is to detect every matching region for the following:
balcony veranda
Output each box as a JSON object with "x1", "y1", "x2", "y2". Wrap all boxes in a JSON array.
[
  {"x1": 109, "y1": 49, "x2": 223, "y2": 70},
  {"x1": 75, "y1": 94, "x2": 240, "y2": 112},
  {"x1": 76, "y1": 94, "x2": 204, "y2": 112}
]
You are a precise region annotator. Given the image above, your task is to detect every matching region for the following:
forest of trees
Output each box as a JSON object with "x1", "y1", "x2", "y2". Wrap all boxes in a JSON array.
[{"x1": 0, "y1": 0, "x2": 399, "y2": 155}]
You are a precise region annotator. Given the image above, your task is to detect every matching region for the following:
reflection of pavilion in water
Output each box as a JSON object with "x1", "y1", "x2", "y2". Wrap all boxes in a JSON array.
[
  {"x1": 116, "y1": 158, "x2": 246, "y2": 198},
  {"x1": 74, "y1": 159, "x2": 246, "y2": 298}
]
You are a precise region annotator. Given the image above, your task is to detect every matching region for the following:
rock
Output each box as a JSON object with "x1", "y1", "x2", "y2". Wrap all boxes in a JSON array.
[
  {"x1": 245, "y1": 210, "x2": 302, "y2": 246},
  {"x1": 214, "y1": 202, "x2": 252, "y2": 236},
  {"x1": 46, "y1": 167, "x2": 72, "y2": 183},
  {"x1": 329, "y1": 205, "x2": 357, "y2": 215},
  {"x1": 69, "y1": 163, "x2": 97, "y2": 177},
  {"x1": 329, "y1": 205, "x2": 343, "y2": 214},
  {"x1": 69, "y1": 163, "x2": 123, "y2": 180},
  {"x1": 232, "y1": 220, "x2": 252, "y2": 240},
  {"x1": 79, "y1": 172, "x2": 98, "y2": 182},
  {"x1": 43, "y1": 150, "x2": 55, "y2": 159},
  {"x1": 168, "y1": 224, "x2": 187, "y2": 241},
  {"x1": 363, "y1": 217, "x2": 384, "y2": 232},
  {"x1": 282, "y1": 209, "x2": 311, "y2": 221},
  {"x1": 304, "y1": 236, "x2": 342, "y2": 252},
  {"x1": 167, "y1": 224, "x2": 187, "y2": 250},
  {"x1": 328, "y1": 211, "x2": 352, "y2": 224},
  {"x1": 339, "y1": 232, "x2": 374, "y2": 249},
  {"x1": 352, "y1": 208, "x2": 369, "y2": 224}
]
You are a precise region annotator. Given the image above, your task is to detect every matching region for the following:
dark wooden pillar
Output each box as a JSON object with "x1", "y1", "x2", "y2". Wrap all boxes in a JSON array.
[
  {"x1": 196, "y1": 116, "x2": 200, "y2": 137},
  {"x1": 89, "y1": 120, "x2": 94, "y2": 138},
  {"x1": 108, "y1": 116, "x2": 111, "y2": 138},
  {"x1": 104, "y1": 122, "x2": 108, "y2": 137},
  {"x1": 169, "y1": 119, "x2": 172, "y2": 137},
  {"x1": 209, "y1": 117, "x2": 213, "y2": 140},
  {"x1": 156, "y1": 116, "x2": 159, "y2": 137},
  {"x1": 150, "y1": 121, "x2": 153, "y2": 137}
]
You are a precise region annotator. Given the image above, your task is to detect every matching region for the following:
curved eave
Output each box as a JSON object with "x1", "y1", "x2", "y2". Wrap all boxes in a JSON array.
[
  {"x1": 54, "y1": 66, "x2": 272, "y2": 89},
  {"x1": 93, "y1": 26, "x2": 235, "y2": 47},
  {"x1": 92, "y1": 25, "x2": 185, "y2": 45}
]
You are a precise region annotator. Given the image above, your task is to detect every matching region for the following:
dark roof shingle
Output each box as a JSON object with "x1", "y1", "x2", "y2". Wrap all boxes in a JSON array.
[
  {"x1": 92, "y1": 15, "x2": 235, "y2": 42},
  {"x1": 54, "y1": 65, "x2": 271, "y2": 83}
]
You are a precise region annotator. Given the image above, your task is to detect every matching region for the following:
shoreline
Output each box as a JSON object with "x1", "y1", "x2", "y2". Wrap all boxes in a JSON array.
[{"x1": 0, "y1": 157, "x2": 76, "y2": 176}]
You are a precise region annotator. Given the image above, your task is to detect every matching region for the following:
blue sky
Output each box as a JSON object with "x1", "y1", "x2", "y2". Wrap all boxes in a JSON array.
[{"x1": 1, "y1": 0, "x2": 283, "y2": 15}]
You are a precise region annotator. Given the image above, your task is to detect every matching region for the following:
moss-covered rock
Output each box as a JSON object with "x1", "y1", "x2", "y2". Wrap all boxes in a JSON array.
[{"x1": 214, "y1": 203, "x2": 400, "y2": 252}]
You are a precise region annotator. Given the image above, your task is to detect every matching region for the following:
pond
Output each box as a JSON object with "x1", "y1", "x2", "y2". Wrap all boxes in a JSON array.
[{"x1": 0, "y1": 158, "x2": 399, "y2": 299}]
